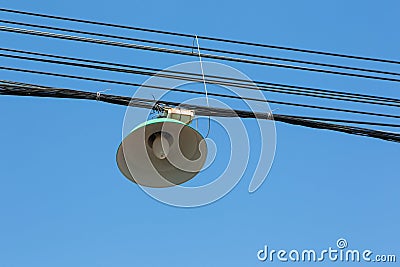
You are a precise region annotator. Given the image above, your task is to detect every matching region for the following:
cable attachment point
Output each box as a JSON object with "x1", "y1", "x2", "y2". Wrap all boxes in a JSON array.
[
  {"x1": 163, "y1": 107, "x2": 195, "y2": 124},
  {"x1": 96, "y1": 88, "x2": 110, "y2": 101},
  {"x1": 152, "y1": 101, "x2": 166, "y2": 114}
]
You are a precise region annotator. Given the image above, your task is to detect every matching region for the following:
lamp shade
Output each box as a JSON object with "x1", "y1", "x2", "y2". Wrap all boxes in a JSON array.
[{"x1": 116, "y1": 118, "x2": 207, "y2": 187}]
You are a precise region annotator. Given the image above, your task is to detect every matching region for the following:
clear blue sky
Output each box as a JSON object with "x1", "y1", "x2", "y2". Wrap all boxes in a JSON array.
[{"x1": 0, "y1": 1, "x2": 399, "y2": 266}]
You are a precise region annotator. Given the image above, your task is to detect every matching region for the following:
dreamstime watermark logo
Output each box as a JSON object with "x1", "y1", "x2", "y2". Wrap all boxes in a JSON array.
[
  {"x1": 121, "y1": 61, "x2": 276, "y2": 207},
  {"x1": 257, "y1": 238, "x2": 397, "y2": 263}
]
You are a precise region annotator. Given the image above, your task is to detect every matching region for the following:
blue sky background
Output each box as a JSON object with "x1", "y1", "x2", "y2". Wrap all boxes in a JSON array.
[{"x1": 0, "y1": 1, "x2": 399, "y2": 266}]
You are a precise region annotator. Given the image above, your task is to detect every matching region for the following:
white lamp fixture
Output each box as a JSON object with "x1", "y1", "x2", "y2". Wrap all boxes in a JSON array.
[{"x1": 116, "y1": 109, "x2": 207, "y2": 188}]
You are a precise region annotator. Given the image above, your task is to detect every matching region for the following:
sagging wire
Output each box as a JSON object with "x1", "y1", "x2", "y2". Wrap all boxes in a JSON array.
[{"x1": 1, "y1": 80, "x2": 400, "y2": 143}]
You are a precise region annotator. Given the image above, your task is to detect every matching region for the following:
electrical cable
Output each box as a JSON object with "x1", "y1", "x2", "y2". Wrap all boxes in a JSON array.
[
  {"x1": 2, "y1": 65, "x2": 400, "y2": 119},
  {"x1": 2, "y1": 25, "x2": 400, "y2": 83},
  {"x1": 3, "y1": 47, "x2": 400, "y2": 107},
  {"x1": 1, "y1": 19, "x2": 399, "y2": 79},
  {"x1": 1, "y1": 80, "x2": 399, "y2": 143},
  {"x1": 1, "y1": 8, "x2": 399, "y2": 65}
]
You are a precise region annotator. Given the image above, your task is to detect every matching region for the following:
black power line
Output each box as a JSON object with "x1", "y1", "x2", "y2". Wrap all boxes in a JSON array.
[
  {"x1": 2, "y1": 65, "x2": 400, "y2": 119},
  {"x1": 2, "y1": 48, "x2": 400, "y2": 108},
  {"x1": 2, "y1": 25, "x2": 400, "y2": 83},
  {"x1": 281, "y1": 115, "x2": 400, "y2": 128},
  {"x1": 1, "y1": 8, "x2": 399, "y2": 65},
  {"x1": 1, "y1": 19, "x2": 399, "y2": 78},
  {"x1": 3, "y1": 47, "x2": 399, "y2": 106},
  {"x1": 1, "y1": 80, "x2": 399, "y2": 143}
]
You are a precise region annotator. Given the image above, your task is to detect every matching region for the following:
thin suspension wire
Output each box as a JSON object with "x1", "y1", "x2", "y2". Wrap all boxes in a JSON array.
[
  {"x1": 2, "y1": 47, "x2": 399, "y2": 106},
  {"x1": 195, "y1": 35, "x2": 211, "y2": 137},
  {"x1": 1, "y1": 8, "x2": 399, "y2": 65},
  {"x1": 2, "y1": 25, "x2": 400, "y2": 83},
  {"x1": 1, "y1": 19, "x2": 399, "y2": 78},
  {"x1": 1, "y1": 65, "x2": 400, "y2": 120},
  {"x1": 195, "y1": 36, "x2": 209, "y2": 106}
]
